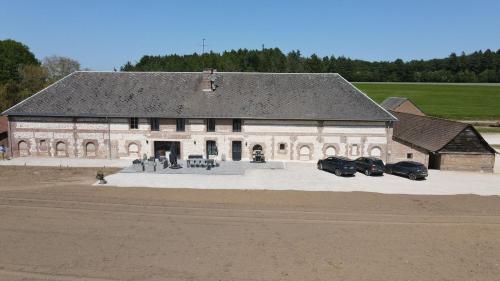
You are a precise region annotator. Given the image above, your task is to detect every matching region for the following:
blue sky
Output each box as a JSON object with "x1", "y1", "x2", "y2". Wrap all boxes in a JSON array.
[{"x1": 1, "y1": 0, "x2": 499, "y2": 70}]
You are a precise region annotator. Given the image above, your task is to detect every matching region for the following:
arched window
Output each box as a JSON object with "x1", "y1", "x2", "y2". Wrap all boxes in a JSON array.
[
  {"x1": 370, "y1": 146, "x2": 382, "y2": 157},
  {"x1": 128, "y1": 143, "x2": 139, "y2": 158},
  {"x1": 325, "y1": 146, "x2": 336, "y2": 157},
  {"x1": 18, "y1": 141, "x2": 29, "y2": 156},
  {"x1": 252, "y1": 144, "x2": 263, "y2": 152},
  {"x1": 85, "y1": 142, "x2": 96, "y2": 157},
  {"x1": 299, "y1": 145, "x2": 311, "y2": 161},
  {"x1": 56, "y1": 141, "x2": 66, "y2": 156}
]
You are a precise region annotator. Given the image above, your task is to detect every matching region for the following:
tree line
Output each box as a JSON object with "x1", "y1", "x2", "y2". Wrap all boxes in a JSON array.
[
  {"x1": 1, "y1": 38, "x2": 499, "y2": 113},
  {"x1": 122, "y1": 48, "x2": 500, "y2": 83},
  {"x1": 0, "y1": 39, "x2": 80, "y2": 112}
]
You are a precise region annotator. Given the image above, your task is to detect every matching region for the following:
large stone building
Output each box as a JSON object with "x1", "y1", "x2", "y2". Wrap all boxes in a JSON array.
[{"x1": 2, "y1": 71, "x2": 397, "y2": 162}]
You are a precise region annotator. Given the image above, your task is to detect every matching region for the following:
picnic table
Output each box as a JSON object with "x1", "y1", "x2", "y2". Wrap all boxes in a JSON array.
[{"x1": 186, "y1": 155, "x2": 217, "y2": 168}]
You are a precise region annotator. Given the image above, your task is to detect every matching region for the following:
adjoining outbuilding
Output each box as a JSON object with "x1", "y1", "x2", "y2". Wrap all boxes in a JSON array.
[
  {"x1": 382, "y1": 98, "x2": 496, "y2": 173},
  {"x1": 380, "y1": 97, "x2": 425, "y2": 116}
]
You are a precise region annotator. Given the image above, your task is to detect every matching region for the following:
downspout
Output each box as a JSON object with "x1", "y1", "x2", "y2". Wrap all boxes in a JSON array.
[
  {"x1": 72, "y1": 117, "x2": 78, "y2": 157},
  {"x1": 107, "y1": 116, "x2": 111, "y2": 159},
  {"x1": 386, "y1": 121, "x2": 392, "y2": 163},
  {"x1": 7, "y1": 116, "x2": 13, "y2": 158}
]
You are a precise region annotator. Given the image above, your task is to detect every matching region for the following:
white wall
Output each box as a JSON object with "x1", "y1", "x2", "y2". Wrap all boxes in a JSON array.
[{"x1": 9, "y1": 117, "x2": 392, "y2": 162}]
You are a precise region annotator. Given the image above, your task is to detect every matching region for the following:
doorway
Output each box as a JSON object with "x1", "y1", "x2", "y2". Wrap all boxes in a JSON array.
[
  {"x1": 206, "y1": 140, "x2": 218, "y2": 159},
  {"x1": 154, "y1": 141, "x2": 181, "y2": 159},
  {"x1": 428, "y1": 152, "x2": 441, "y2": 169},
  {"x1": 232, "y1": 141, "x2": 242, "y2": 161}
]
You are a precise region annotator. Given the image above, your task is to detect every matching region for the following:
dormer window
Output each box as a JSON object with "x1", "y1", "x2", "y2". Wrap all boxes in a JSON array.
[
  {"x1": 207, "y1": 118, "x2": 215, "y2": 132},
  {"x1": 232, "y1": 119, "x2": 241, "y2": 132},
  {"x1": 130, "y1": 117, "x2": 139, "y2": 129}
]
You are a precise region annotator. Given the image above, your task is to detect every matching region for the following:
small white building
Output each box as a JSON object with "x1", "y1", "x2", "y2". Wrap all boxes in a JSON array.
[{"x1": 3, "y1": 71, "x2": 397, "y2": 162}]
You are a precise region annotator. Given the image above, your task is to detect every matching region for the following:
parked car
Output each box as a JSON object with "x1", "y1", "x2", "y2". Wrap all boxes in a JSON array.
[
  {"x1": 354, "y1": 157, "x2": 385, "y2": 176},
  {"x1": 317, "y1": 156, "x2": 357, "y2": 176},
  {"x1": 385, "y1": 161, "x2": 428, "y2": 180}
]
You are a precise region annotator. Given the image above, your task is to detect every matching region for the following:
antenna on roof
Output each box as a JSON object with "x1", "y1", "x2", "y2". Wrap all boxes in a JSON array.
[{"x1": 201, "y1": 38, "x2": 208, "y2": 70}]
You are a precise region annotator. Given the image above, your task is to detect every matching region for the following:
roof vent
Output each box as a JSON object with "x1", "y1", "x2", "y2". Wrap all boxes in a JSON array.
[{"x1": 202, "y1": 69, "x2": 217, "y2": 92}]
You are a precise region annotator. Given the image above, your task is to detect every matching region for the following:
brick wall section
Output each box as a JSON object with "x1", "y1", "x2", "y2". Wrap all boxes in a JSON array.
[{"x1": 8, "y1": 116, "x2": 393, "y2": 162}]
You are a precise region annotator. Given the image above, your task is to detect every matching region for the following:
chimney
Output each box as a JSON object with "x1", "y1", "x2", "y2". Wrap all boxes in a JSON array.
[{"x1": 202, "y1": 69, "x2": 217, "y2": 92}]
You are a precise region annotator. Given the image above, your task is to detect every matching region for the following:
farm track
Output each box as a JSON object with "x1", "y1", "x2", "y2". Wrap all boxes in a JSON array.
[
  {"x1": 1, "y1": 166, "x2": 500, "y2": 280},
  {"x1": 2, "y1": 195, "x2": 500, "y2": 226}
]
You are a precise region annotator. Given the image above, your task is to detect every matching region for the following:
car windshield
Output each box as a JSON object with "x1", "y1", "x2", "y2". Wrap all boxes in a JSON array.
[{"x1": 372, "y1": 160, "x2": 384, "y2": 165}]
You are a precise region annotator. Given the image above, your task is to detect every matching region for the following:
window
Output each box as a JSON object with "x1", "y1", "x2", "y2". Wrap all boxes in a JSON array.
[
  {"x1": 279, "y1": 143, "x2": 286, "y2": 150},
  {"x1": 252, "y1": 144, "x2": 263, "y2": 152},
  {"x1": 129, "y1": 117, "x2": 139, "y2": 129},
  {"x1": 56, "y1": 141, "x2": 66, "y2": 156},
  {"x1": 128, "y1": 143, "x2": 139, "y2": 158},
  {"x1": 232, "y1": 119, "x2": 241, "y2": 132},
  {"x1": 18, "y1": 141, "x2": 29, "y2": 156},
  {"x1": 206, "y1": 140, "x2": 218, "y2": 156},
  {"x1": 325, "y1": 146, "x2": 336, "y2": 156},
  {"x1": 351, "y1": 144, "x2": 358, "y2": 156},
  {"x1": 407, "y1": 153, "x2": 413, "y2": 159},
  {"x1": 207, "y1": 118, "x2": 215, "y2": 132},
  {"x1": 176, "y1": 118, "x2": 185, "y2": 132},
  {"x1": 39, "y1": 140, "x2": 48, "y2": 152},
  {"x1": 370, "y1": 146, "x2": 382, "y2": 157},
  {"x1": 299, "y1": 145, "x2": 311, "y2": 161},
  {"x1": 85, "y1": 142, "x2": 96, "y2": 157},
  {"x1": 150, "y1": 118, "x2": 160, "y2": 131}
]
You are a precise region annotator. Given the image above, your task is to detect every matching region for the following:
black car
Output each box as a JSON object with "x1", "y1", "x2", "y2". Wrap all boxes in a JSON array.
[
  {"x1": 354, "y1": 157, "x2": 385, "y2": 176},
  {"x1": 317, "y1": 156, "x2": 357, "y2": 176},
  {"x1": 385, "y1": 161, "x2": 428, "y2": 180}
]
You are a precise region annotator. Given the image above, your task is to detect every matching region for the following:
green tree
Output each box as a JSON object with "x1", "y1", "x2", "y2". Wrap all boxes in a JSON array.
[{"x1": 0, "y1": 39, "x2": 39, "y2": 84}]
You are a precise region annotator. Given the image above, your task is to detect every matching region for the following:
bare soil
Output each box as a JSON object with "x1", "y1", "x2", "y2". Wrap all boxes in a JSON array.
[{"x1": 1, "y1": 166, "x2": 500, "y2": 281}]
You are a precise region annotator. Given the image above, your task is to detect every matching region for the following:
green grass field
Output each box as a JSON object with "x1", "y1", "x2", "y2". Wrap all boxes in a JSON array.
[{"x1": 354, "y1": 83, "x2": 500, "y2": 120}]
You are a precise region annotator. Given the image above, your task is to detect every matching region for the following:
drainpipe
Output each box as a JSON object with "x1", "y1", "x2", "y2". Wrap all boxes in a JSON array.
[
  {"x1": 7, "y1": 116, "x2": 13, "y2": 158},
  {"x1": 386, "y1": 121, "x2": 391, "y2": 164},
  {"x1": 107, "y1": 116, "x2": 111, "y2": 159}
]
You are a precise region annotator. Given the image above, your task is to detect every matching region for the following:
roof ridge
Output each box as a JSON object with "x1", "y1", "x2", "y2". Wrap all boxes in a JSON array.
[
  {"x1": 392, "y1": 111, "x2": 469, "y2": 127},
  {"x1": 75, "y1": 71, "x2": 341, "y2": 75}
]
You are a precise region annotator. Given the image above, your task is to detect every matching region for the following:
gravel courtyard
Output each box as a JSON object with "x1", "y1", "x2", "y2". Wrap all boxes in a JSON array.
[{"x1": 105, "y1": 162, "x2": 500, "y2": 196}]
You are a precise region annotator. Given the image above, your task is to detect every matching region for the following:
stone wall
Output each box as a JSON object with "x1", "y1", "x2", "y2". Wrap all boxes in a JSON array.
[
  {"x1": 8, "y1": 116, "x2": 393, "y2": 162},
  {"x1": 390, "y1": 139, "x2": 429, "y2": 165},
  {"x1": 439, "y1": 153, "x2": 495, "y2": 173}
]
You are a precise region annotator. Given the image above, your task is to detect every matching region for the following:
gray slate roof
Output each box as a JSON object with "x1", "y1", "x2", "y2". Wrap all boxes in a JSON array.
[
  {"x1": 392, "y1": 111, "x2": 469, "y2": 152},
  {"x1": 380, "y1": 97, "x2": 409, "y2": 111},
  {"x1": 3, "y1": 71, "x2": 396, "y2": 121}
]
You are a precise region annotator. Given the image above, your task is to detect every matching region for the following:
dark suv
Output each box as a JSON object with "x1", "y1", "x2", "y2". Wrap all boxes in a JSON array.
[
  {"x1": 317, "y1": 156, "x2": 357, "y2": 176},
  {"x1": 354, "y1": 157, "x2": 385, "y2": 176},
  {"x1": 385, "y1": 161, "x2": 428, "y2": 180}
]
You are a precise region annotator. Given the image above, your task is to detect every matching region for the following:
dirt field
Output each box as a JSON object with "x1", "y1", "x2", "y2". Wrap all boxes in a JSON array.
[{"x1": 1, "y1": 166, "x2": 500, "y2": 281}]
